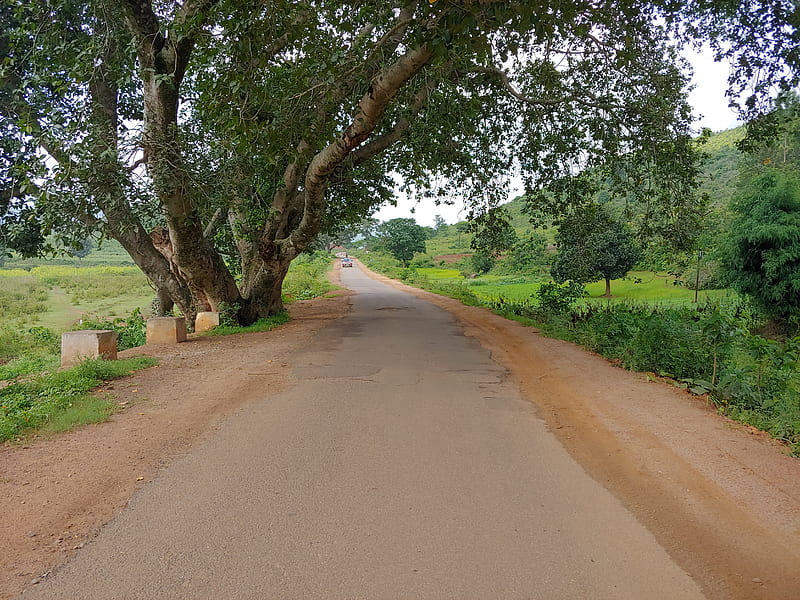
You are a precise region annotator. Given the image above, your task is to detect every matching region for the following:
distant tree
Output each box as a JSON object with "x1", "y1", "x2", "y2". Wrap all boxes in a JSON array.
[
  {"x1": 470, "y1": 208, "x2": 518, "y2": 257},
  {"x1": 378, "y1": 218, "x2": 427, "y2": 267},
  {"x1": 720, "y1": 172, "x2": 800, "y2": 329},
  {"x1": 433, "y1": 215, "x2": 447, "y2": 236},
  {"x1": 70, "y1": 238, "x2": 94, "y2": 259},
  {"x1": 551, "y1": 207, "x2": 640, "y2": 297}
]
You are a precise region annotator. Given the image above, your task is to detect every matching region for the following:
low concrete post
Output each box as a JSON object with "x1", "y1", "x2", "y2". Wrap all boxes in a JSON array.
[
  {"x1": 195, "y1": 311, "x2": 220, "y2": 333},
  {"x1": 146, "y1": 316, "x2": 187, "y2": 344},
  {"x1": 61, "y1": 330, "x2": 118, "y2": 368}
]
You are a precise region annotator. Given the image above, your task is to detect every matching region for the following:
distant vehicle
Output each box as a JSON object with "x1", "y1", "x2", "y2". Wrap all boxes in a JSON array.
[{"x1": 341, "y1": 257, "x2": 353, "y2": 268}]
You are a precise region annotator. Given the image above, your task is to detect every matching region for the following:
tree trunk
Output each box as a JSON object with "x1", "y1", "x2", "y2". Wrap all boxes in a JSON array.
[
  {"x1": 604, "y1": 277, "x2": 612, "y2": 297},
  {"x1": 239, "y1": 259, "x2": 292, "y2": 324},
  {"x1": 155, "y1": 287, "x2": 174, "y2": 316}
]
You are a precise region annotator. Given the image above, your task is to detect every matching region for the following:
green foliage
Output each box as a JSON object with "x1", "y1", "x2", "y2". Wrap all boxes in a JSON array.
[
  {"x1": 0, "y1": 356, "x2": 157, "y2": 442},
  {"x1": 535, "y1": 281, "x2": 587, "y2": 314},
  {"x1": 469, "y1": 208, "x2": 518, "y2": 257},
  {"x1": 496, "y1": 232, "x2": 549, "y2": 275},
  {"x1": 204, "y1": 312, "x2": 291, "y2": 337},
  {"x1": 282, "y1": 252, "x2": 335, "y2": 301},
  {"x1": 0, "y1": 325, "x2": 60, "y2": 377},
  {"x1": 510, "y1": 297, "x2": 799, "y2": 452},
  {"x1": 551, "y1": 206, "x2": 640, "y2": 295},
  {"x1": 720, "y1": 172, "x2": 800, "y2": 330},
  {"x1": 71, "y1": 308, "x2": 147, "y2": 351},
  {"x1": 377, "y1": 218, "x2": 427, "y2": 267},
  {"x1": 470, "y1": 251, "x2": 495, "y2": 274}
]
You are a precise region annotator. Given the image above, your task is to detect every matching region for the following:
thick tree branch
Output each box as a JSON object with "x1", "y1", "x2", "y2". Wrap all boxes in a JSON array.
[
  {"x1": 347, "y1": 80, "x2": 435, "y2": 167},
  {"x1": 277, "y1": 44, "x2": 435, "y2": 256}
]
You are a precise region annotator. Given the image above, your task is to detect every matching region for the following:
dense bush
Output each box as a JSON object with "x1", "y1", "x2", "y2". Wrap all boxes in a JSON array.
[
  {"x1": 517, "y1": 297, "x2": 798, "y2": 452},
  {"x1": 72, "y1": 307, "x2": 147, "y2": 351}
]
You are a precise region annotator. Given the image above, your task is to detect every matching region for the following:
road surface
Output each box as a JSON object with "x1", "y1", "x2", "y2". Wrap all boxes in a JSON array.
[{"x1": 21, "y1": 263, "x2": 706, "y2": 599}]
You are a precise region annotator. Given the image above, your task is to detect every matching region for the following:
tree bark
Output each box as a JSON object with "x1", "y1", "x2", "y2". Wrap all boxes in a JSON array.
[
  {"x1": 604, "y1": 278, "x2": 612, "y2": 297},
  {"x1": 239, "y1": 259, "x2": 292, "y2": 324},
  {"x1": 123, "y1": 0, "x2": 242, "y2": 312}
]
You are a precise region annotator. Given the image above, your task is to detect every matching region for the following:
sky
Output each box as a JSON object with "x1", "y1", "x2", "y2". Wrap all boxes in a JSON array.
[{"x1": 374, "y1": 47, "x2": 740, "y2": 228}]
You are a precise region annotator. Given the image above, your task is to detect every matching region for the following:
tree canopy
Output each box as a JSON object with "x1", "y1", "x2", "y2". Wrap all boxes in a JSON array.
[
  {"x1": 377, "y1": 218, "x2": 427, "y2": 266},
  {"x1": 551, "y1": 206, "x2": 640, "y2": 296},
  {"x1": 1, "y1": 0, "x2": 799, "y2": 324}
]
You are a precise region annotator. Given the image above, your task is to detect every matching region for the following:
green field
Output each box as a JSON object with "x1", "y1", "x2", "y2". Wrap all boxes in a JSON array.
[
  {"x1": 0, "y1": 265, "x2": 154, "y2": 333},
  {"x1": 416, "y1": 268, "x2": 729, "y2": 305}
]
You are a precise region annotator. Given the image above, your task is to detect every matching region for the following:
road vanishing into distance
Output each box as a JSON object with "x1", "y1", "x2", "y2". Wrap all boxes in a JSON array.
[{"x1": 19, "y1": 264, "x2": 720, "y2": 598}]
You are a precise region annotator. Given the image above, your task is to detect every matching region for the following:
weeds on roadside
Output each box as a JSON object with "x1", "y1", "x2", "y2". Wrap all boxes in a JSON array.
[
  {"x1": 72, "y1": 307, "x2": 147, "y2": 350},
  {"x1": 282, "y1": 252, "x2": 336, "y2": 301},
  {"x1": 203, "y1": 311, "x2": 290, "y2": 336},
  {"x1": 0, "y1": 356, "x2": 157, "y2": 442}
]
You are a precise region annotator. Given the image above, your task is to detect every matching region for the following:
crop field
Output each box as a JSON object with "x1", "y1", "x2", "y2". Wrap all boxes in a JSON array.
[{"x1": 416, "y1": 268, "x2": 728, "y2": 305}]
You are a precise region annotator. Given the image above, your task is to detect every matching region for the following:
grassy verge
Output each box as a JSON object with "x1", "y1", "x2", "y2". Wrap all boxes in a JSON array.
[
  {"x1": 282, "y1": 252, "x2": 337, "y2": 301},
  {"x1": 0, "y1": 356, "x2": 157, "y2": 442},
  {"x1": 204, "y1": 312, "x2": 291, "y2": 336}
]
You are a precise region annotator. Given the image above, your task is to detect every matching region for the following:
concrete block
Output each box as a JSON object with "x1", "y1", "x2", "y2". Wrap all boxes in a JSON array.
[
  {"x1": 195, "y1": 311, "x2": 220, "y2": 333},
  {"x1": 61, "y1": 330, "x2": 118, "y2": 368},
  {"x1": 146, "y1": 316, "x2": 187, "y2": 344}
]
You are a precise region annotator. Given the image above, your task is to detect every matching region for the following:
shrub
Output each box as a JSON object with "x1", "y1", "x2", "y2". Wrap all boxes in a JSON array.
[
  {"x1": 72, "y1": 307, "x2": 147, "y2": 351},
  {"x1": 535, "y1": 281, "x2": 587, "y2": 313}
]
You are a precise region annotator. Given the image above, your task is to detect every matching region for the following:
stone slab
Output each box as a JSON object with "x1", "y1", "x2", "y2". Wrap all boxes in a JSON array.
[
  {"x1": 146, "y1": 316, "x2": 187, "y2": 344},
  {"x1": 195, "y1": 311, "x2": 220, "y2": 333},
  {"x1": 61, "y1": 330, "x2": 118, "y2": 368}
]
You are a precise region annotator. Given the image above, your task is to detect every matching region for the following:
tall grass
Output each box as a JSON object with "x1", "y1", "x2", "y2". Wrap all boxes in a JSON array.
[{"x1": 0, "y1": 276, "x2": 50, "y2": 322}]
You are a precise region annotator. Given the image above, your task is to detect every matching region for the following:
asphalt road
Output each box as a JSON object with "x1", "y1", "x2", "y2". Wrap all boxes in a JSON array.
[{"x1": 20, "y1": 264, "x2": 705, "y2": 599}]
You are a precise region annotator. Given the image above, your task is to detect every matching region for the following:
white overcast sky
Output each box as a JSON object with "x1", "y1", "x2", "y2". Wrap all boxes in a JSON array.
[{"x1": 375, "y1": 47, "x2": 740, "y2": 227}]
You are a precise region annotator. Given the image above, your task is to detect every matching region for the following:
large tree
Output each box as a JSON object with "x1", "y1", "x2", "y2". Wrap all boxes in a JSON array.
[
  {"x1": 1, "y1": 1, "x2": 799, "y2": 325},
  {"x1": 377, "y1": 218, "x2": 427, "y2": 267},
  {"x1": 551, "y1": 206, "x2": 640, "y2": 297},
  {"x1": 720, "y1": 173, "x2": 800, "y2": 328}
]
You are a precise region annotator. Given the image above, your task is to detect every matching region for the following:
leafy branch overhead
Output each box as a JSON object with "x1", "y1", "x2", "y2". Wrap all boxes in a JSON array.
[{"x1": 1, "y1": 0, "x2": 799, "y2": 324}]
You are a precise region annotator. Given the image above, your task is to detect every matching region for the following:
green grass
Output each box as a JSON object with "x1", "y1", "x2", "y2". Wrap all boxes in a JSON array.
[
  {"x1": 282, "y1": 253, "x2": 337, "y2": 301},
  {"x1": 0, "y1": 265, "x2": 154, "y2": 333},
  {"x1": 0, "y1": 356, "x2": 157, "y2": 442},
  {"x1": 416, "y1": 268, "x2": 730, "y2": 306},
  {"x1": 0, "y1": 275, "x2": 51, "y2": 323},
  {"x1": 204, "y1": 312, "x2": 291, "y2": 336},
  {"x1": 416, "y1": 267, "x2": 462, "y2": 279}
]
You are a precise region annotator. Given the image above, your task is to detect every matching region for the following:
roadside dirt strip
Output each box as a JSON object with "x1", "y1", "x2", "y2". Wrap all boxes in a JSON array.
[{"x1": 359, "y1": 262, "x2": 800, "y2": 600}]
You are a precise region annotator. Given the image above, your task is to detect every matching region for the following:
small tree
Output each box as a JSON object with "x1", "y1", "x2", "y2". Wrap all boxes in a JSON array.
[
  {"x1": 470, "y1": 251, "x2": 495, "y2": 274},
  {"x1": 720, "y1": 172, "x2": 800, "y2": 329},
  {"x1": 551, "y1": 207, "x2": 640, "y2": 297},
  {"x1": 378, "y1": 218, "x2": 427, "y2": 267}
]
